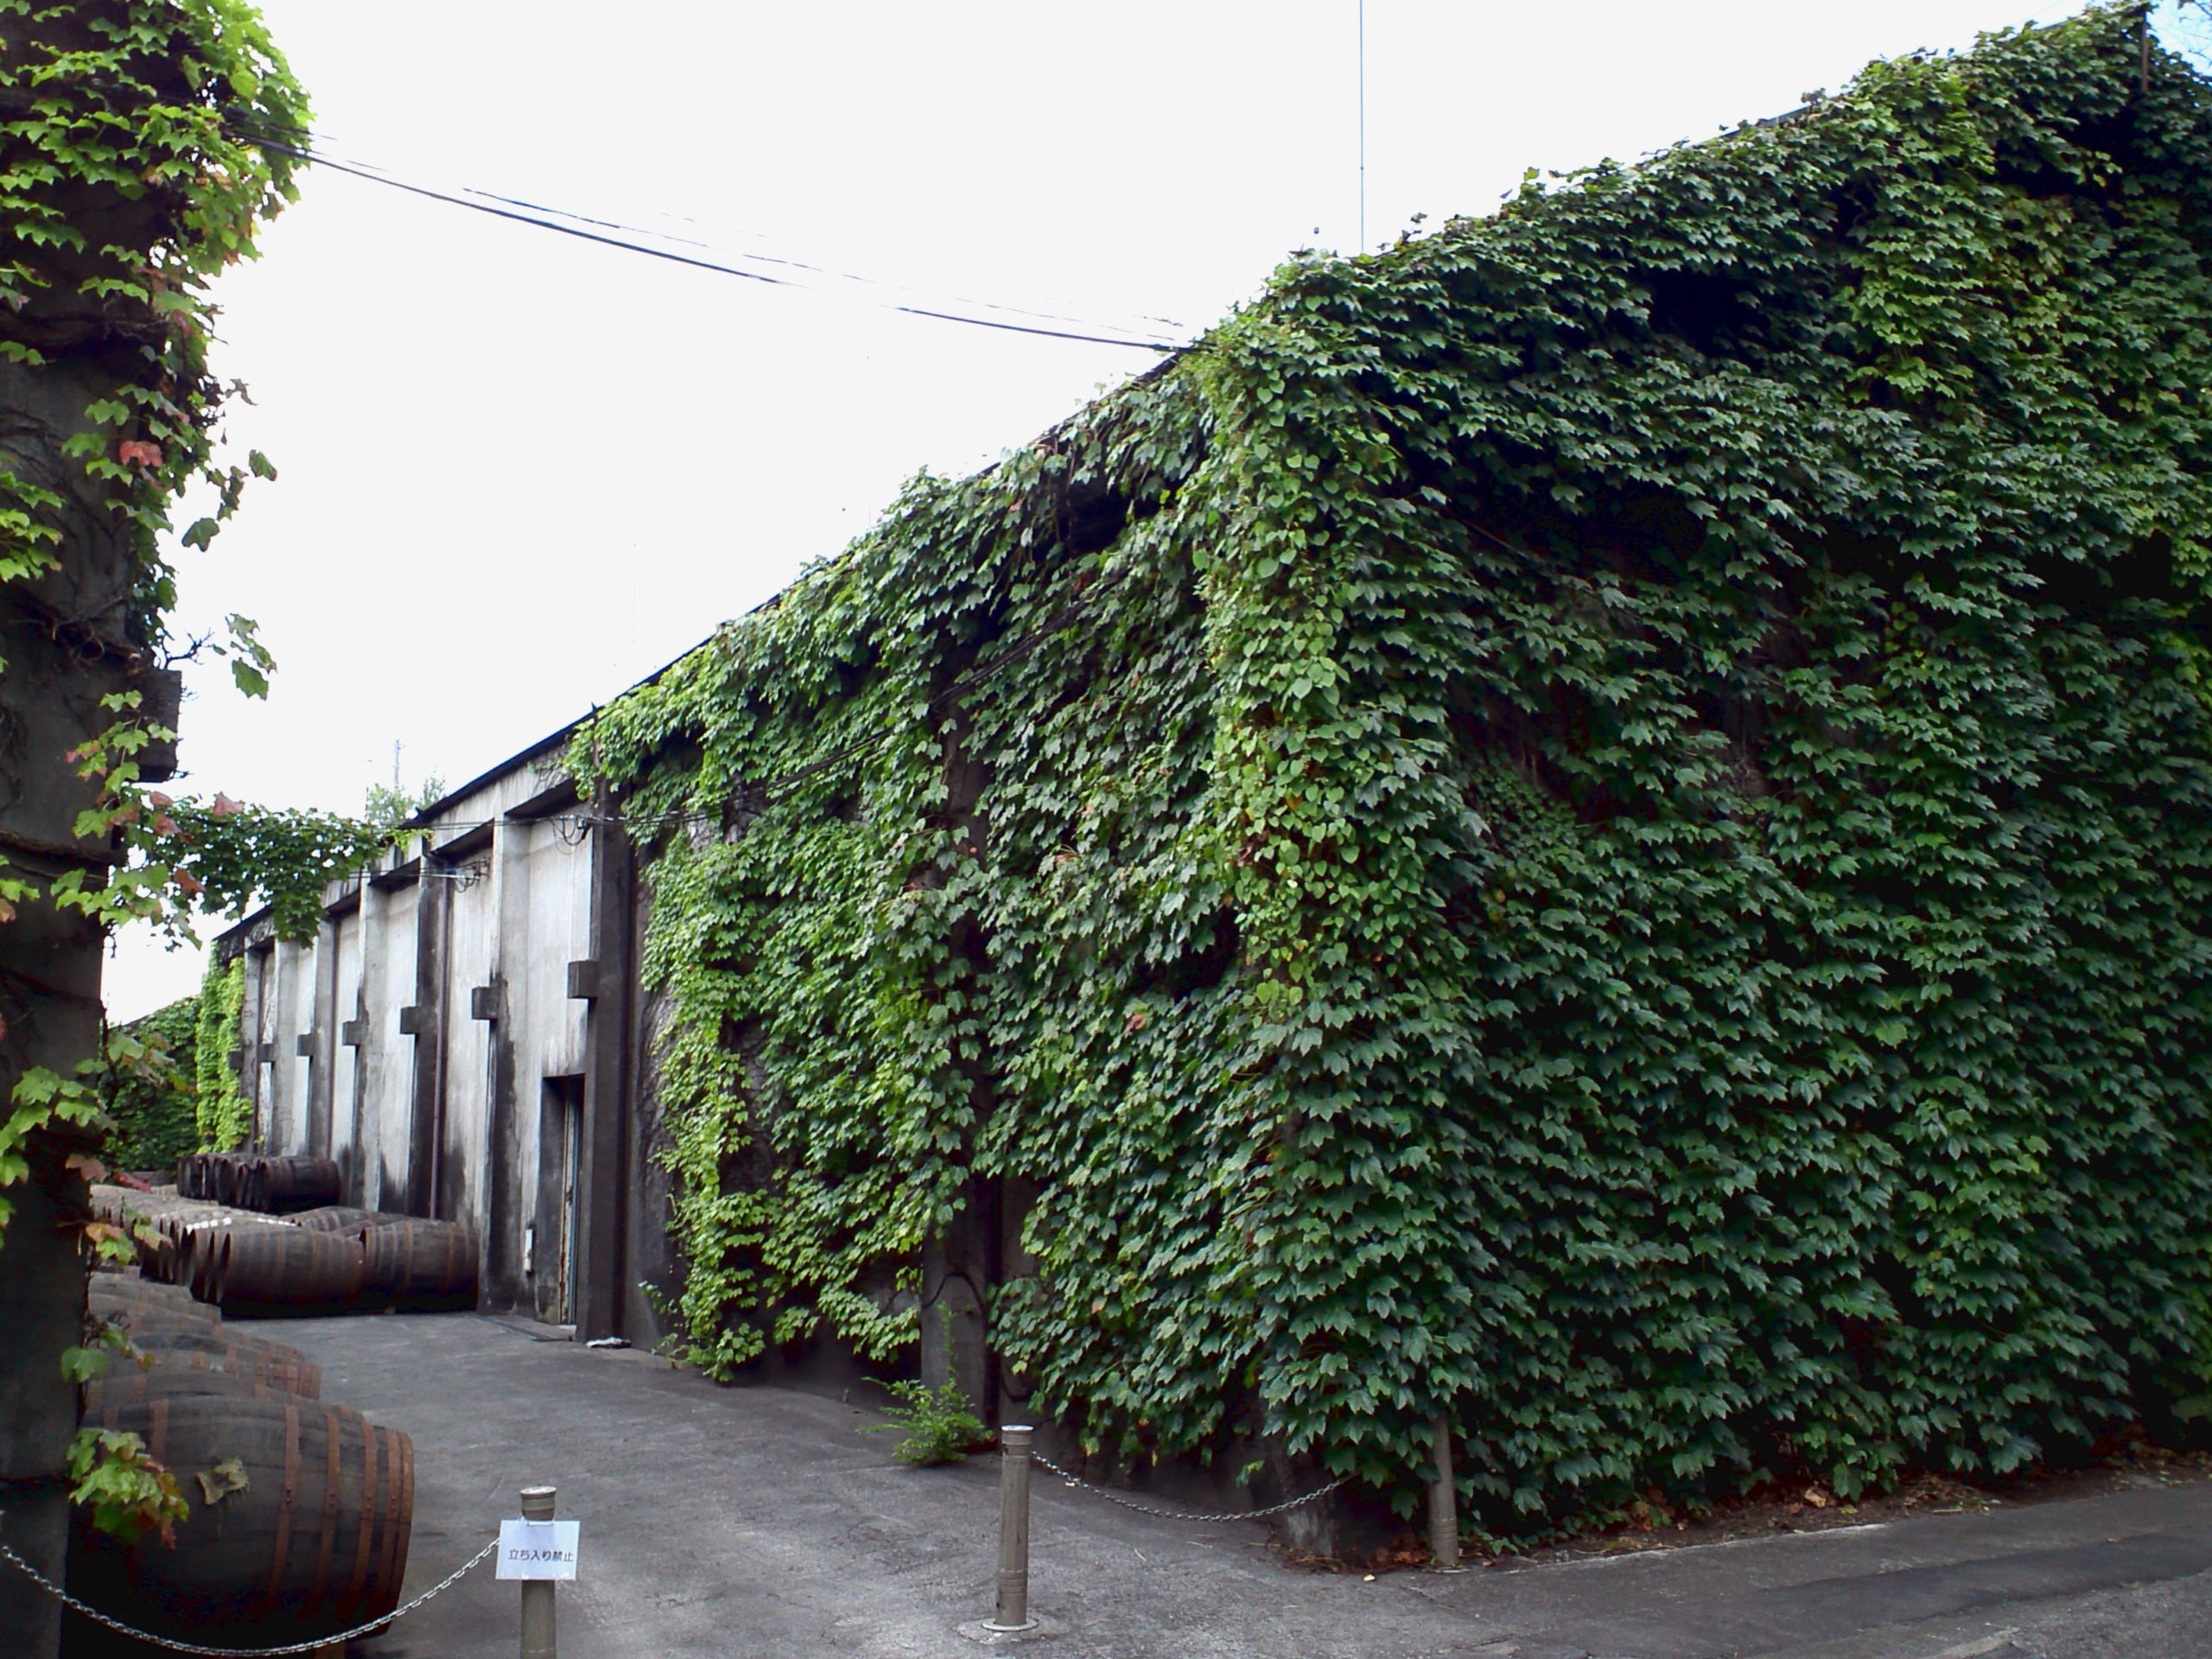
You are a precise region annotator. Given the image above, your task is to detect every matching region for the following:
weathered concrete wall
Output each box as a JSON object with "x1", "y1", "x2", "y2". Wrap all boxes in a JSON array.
[
  {"x1": 366, "y1": 879, "x2": 419, "y2": 1211},
  {"x1": 213, "y1": 740, "x2": 645, "y2": 1333}
]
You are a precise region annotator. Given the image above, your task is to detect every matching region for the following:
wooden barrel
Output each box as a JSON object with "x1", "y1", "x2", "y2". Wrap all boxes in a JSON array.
[
  {"x1": 173, "y1": 1217, "x2": 283, "y2": 1304},
  {"x1": 174, "y1": 1154, "x2": 202, "y2": 1199},
  {"x1": 247, "y1": 1156, "x2": 341, "y2": 1214},
  {"x1": 130, "y1": 1327, "x2": 321, "y2": 1400},
  {"x1": 289, "y1": 1205, "x2": 404, "y2": 1234},
  {"x1": 89, "y1": 1276, "x2": 218, "y2": 1323},
  {"x1": 96, "y1": 1305, "x2": 225, "y2": 1344},
  {"x1": 161, "y1": 1214, "x2": 232, "y2": 1289},
  {"x1": 213, "y1": 1228, "x2": 365, "y2": 1313},
  {"x1": 181, "y1": 1225, "x2": 227, "y2": 1303},
  {"x1": 82, "y1": 1370, "x2": 357, "y2": 1420},
  {"x1": 67, "y1": 1395, "x2": 412, "y2": 1640},
  {"x1": 361, "y1": 1219, "x2": 478, "y2": 1306}
]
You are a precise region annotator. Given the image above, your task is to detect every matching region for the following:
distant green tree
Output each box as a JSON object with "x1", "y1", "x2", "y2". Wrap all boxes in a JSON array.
[
  {"x1": 361, "y1": 772, "x2": 444, "y2": 854},
  {"x1": 361, "y1": 774, "x2": 443, "y2": 836}
]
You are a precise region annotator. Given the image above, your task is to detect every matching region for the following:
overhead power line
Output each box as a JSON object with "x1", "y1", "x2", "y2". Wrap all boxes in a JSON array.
[{"x1": 232, "y1": 124, "x2": 1183, "y2": 354}]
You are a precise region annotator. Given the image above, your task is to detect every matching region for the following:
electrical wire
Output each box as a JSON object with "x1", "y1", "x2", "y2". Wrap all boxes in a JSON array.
[{"x1": 226, "y1": 119, "x2": 1184, "y2": 354}]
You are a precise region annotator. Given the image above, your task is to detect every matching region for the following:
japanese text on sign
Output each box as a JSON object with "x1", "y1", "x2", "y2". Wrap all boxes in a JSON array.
[{"x1": 497, "y1": 1517, "x2": 581, "y2": 1580}]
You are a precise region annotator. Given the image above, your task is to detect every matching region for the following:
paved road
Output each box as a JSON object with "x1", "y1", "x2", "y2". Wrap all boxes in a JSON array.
[{"x1": 254, "y1": 1314, "x2": 2211, "y2": 1658}]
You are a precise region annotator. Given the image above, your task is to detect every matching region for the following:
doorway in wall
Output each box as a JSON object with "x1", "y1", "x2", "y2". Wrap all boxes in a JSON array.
[{"x1": 537, "y1": 1076, "x2": 585, "y2": 1326}]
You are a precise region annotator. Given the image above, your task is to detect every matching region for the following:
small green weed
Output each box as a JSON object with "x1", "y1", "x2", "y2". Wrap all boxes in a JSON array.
[{"x1": 864, "y1": 1378, "x2": 990, "y2": 1466}]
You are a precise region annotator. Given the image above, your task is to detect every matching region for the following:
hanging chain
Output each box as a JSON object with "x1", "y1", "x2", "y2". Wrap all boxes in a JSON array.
[
  {"x1": 1027, "y1": 1449, "x2": 1345, "y2": 1523},
  {"x1": 0, "y1": 1534, "x2": 497, "y2": 1657}
]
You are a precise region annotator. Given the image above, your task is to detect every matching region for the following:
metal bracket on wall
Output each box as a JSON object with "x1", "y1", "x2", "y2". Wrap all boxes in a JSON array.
[
  {"x1": 397, "y1": 1004, "x2": 432, "y2": 1037},
  {"x1": 469, "y1": 985, "x2": 499, "y2": 1022},
  {"x1": 295, "y1": 1033, "x2": 317, "y2": 1057},
  {"x1": 565, "y1": 960, "x2": 600, "y2": 1001},
  {"x1": 340, "y1": 1019, "x2": 365, "y2": 1048},
  {"x1": 255, "y1": 1041, "x2": 276, "y2": 1066}
]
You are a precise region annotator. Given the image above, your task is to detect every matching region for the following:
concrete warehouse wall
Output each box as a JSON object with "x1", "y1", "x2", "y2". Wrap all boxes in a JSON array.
[{"x1": 217, "y1": 726, "x2": 659, "y2": 1344}]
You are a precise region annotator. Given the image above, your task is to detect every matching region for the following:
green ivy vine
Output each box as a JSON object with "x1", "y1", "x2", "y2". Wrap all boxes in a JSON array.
[
  {"x1": 0, "y1": 1, "x2": 343, "y2": 1232},
  {"x1": 191, "y1": 953, "x2": 243, "y2": 1153},
  {"x1": 96, "y1": 993, "x2": 197, "y2": 1171},
  {"x1": 580, "y1": 6, "x2": 2212, "y2": 1529},
  {"x1": 0, "y1": 0, "x2": 304, "y2": 608}
]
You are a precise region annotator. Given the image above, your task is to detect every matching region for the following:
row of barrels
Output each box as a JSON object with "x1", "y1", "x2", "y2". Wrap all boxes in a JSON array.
[
  {"x1": 73, "y1": 1273, "x2": 414, "y2": 1648},
  {"x1": 175, "y1": 1154, "x2": 342, "y2": 1214},
  {"x1": 144, "y1": 1207, "x2": 479, "y2": 1316}
]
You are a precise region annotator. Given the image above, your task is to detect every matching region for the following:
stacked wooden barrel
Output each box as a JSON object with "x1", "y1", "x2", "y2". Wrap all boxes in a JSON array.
[
  {"x1": 70, "y1": 1271, "x2": 416, "y2": 1648},
  {"x1": 213, "y1": 1228, "x2": 370, "y2": 1312},
  {"x1": 175, "y1": 1154, "x2": 340, "y2": 1213},
  {"x1": 70, "y1": 1397, "x2": 414, "y2": 1642},
  {"x1": 289, "y1": 1205, "x2": 404, "y2": 1235},
  {"x1": 361, "y1": 1219, "x2": 479, "y2": 1307},
  {"x1": 98, "y1": 1183, "x2": 480, "y2": 1316}
]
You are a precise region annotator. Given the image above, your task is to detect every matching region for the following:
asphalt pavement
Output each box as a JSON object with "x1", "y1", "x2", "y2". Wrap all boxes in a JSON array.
[{"x1": 245, "y1": 1313, "x2": 2212, "y2": 1659}]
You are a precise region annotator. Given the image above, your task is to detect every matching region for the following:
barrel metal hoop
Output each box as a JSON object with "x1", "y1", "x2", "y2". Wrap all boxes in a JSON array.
[
  {"x1": 375, "y1": 1425, "x2": 407, "y2": 1608},
  {"x1": 343, "y1": 1419, "x2": 376, "y2": 1612},
  {"x1": 264, "y1": 1401, "x2": 299, "y2": 1611},
  {"x1": 395, "y1": 1429, "x2": 416, "y2": 1597},
  {"x1": 307, "y1": 1405, "x2": 341, "y2": 1616}
]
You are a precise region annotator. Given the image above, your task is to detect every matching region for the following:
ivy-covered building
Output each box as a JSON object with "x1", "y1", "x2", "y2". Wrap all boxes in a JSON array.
[{"x1": 231, "y1": 8, "x2": 2212, "y2": 1526}]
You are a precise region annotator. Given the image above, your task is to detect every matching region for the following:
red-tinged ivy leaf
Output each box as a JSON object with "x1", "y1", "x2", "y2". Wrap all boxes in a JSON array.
[
  {"x1": 209, "y1": 793, "x2": 242, "y2": 817},
  {"x1": 174, "y1": 870, "x2": 201, "y2": 897},
  {"x1": 145, "y1": 791, "x2": 172, "y2": 810},
  {"x1": 116, "y1": 439, "x2": 162, "y2": 469},
  {"x1": 65, "y1": 1154, "x2": 107, "y2": 1184},
  {"x1": 151, "y1": 815, "x2": 178, "y2": 837}
]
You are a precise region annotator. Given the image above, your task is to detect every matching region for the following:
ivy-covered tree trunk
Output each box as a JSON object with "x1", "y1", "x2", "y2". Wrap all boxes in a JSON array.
[
  {"x1": 0, "y1": 26, "x2": 175, "y2": 1651},
  {"x1": 0, "y1": 6, "x2": 305, "y2": 1650},
  {"x1": 0, "y1": 222, "x2": 144, "y2": 1659}
]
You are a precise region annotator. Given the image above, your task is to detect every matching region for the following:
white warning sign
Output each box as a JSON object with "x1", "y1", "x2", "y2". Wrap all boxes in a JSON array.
[{"x1": 496, "y1": 1517, "x2": 581, "y2": 1580}]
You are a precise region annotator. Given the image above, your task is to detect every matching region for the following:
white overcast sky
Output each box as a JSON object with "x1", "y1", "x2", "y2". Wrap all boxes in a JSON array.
[{"x1": 109, "y1": 0, "x2": 2170, "y2": 1018}]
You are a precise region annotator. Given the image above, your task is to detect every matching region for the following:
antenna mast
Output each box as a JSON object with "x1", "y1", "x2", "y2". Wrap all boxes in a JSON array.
[{"x1": 1357, "y1": 0, "x2": 1367, "y2": 250}]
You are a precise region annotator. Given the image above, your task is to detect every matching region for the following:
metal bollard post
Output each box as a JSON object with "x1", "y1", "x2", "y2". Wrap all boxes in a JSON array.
[
  {"x1": 519, "y1": 1484, "x2": 557, "y2": 1659},
  {"x1": 987, "y1": 1424, "x2": 1037, "y2": 1632},
  {"x1": 1427, "y1": 1416, "x2": 1459, "y2": 1571}
]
